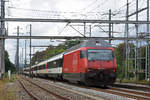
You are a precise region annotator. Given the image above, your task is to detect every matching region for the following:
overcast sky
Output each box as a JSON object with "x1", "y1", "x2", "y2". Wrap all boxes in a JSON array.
[{"x1": 4, "y1": 0, "x2": 149, "y2": 64}]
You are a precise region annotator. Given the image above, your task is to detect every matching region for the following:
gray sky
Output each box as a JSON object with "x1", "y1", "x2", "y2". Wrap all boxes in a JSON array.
[{"x1": 5, "y1": 0, "x2": 149, "y2": 63}]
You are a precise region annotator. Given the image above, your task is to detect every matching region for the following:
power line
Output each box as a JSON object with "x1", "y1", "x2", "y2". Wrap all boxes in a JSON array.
[
  {"x1": 8, "y1": 6, "x2": 108, "y2": 14},
  {"x1": 58, "y1": 23, "x2": 70, "y2": 35},
  {"x1": 7, "y1": 0, "x2": 139, "y2": 20},
  {"x1": 87, "y1": 0, "x2": 110, "y2": 13},
  {"x1": 78, "y1": 0, "x2": 98, "y2": 11},
  {"x1": 8, "y1": 6, "x2": 113, "y2": 19}
]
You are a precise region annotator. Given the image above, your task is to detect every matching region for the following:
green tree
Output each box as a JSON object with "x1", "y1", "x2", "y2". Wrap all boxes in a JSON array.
[
  {"x1": 5, "y1": 51, "x2": 16, "y2": 72},
  {"x1": 115, "y1": 43, "x2": 135, "y2": 78},
  {"x1": 31, "y1": 40, "x2": 81, "y2": 65},
  {"x1": 65, "y1": 40, "x2": 81, "y2": 49}
]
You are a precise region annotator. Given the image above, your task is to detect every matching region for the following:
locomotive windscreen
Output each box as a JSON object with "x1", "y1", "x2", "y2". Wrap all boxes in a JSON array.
[{"x1": 87, "y1": 49, "x2": 114, "y2": 61}]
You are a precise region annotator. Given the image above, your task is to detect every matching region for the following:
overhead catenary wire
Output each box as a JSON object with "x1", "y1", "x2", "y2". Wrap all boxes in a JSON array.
[
  {"x1": 7, "y1": 0, "x2": 139, "y2": 20},
  {"x1": 78, "y1": 0, "x2": 98, "y2": 12},
  {"x1": 6, "y1": 0, "x2": 143, "y2": 20},
  {"x1": 8, "y1": 6, "x2": 111, "y2": 19},
  {"x1": 7, "y1": 0, "x2": 130, "y2": 20},
  {"x1": 57, "y1": 23, "x2": 70, "y2": 35}
]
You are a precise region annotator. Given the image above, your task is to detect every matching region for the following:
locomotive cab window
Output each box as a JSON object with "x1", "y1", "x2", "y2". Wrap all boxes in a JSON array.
[
  {"x1": 80, "y1": 50, "x2": 87, "y2": 58},
  {"x1": 88, "y1": 49, "x2": 113, "y2": 61}
]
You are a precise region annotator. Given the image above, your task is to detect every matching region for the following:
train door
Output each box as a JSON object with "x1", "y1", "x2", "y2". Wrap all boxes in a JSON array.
[
  {"x1": 70, "y1": 51, "x2": 80, "y2": 81},
  {"x1": 80, "y1": 50, "x2": 88, "y2": 82}
]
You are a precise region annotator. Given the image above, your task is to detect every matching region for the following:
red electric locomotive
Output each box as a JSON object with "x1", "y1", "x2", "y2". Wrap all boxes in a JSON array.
[
  {"x1": 23, "y1": 39, "x2": 117, "y2": 86},
  {"x1": 62, "y1": 39, "x2": 117, "y2": 86}
]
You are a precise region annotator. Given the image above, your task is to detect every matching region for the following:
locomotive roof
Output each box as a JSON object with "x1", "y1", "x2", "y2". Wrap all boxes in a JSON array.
[
  {"x1": 66, "y1": 39, "x2": 112, "y2": 53},
  {"x1": 82, "y1": 39, "x2": 111, "y2": 47}
]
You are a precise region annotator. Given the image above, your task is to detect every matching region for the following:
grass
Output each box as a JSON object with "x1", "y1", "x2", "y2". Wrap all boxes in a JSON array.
[
  {"x1": 0, "y1": 74, "x2": 17, "y2": 100},
  {"x1": 116, "y1": 78, "x2": 150, "y2": 85}
]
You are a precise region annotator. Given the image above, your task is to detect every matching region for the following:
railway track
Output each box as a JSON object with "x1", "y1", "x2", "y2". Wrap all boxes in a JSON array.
[
  {"x1": 91, "y1": 86, "x2": 150, "y2": 100},
  {"x1": 20, "y1": 76, "x2": 150, "y2": 100},
  {"x1": 49, "y1": 78, "x2": 150, "y2": 100},
  {"x1": 70, "y1": 83, "x2": 150, "y2": 100},
  {"x1": 18, "y1": 80, "x2": 40, "y2": 100},
  {"x1": 18, "y1": 77, "x2": 70, "y2": 100},
  {"x1": 113, "y1": 83, "x2": 150, "y2": 92},
  {"x1": 36, "y1": 77, "x2": 150, "y2": 100},
  {"x1": 19, "y1": 76, "x2": 104, "y2": 100},
  {"x1": 110, "y1": 87, "x2": 150, "y2": 97}
]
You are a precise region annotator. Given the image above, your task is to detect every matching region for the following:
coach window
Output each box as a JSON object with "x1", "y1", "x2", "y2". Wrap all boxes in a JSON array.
[
  {"x1": 55, "y1": 60, "x2": 58, "y2": 67},
  {"x1": 52, "y1": 61, "x2": 56, "y2": 68},
  {"x1": 39, "y1": 65, "x2": 42, "y2": 70},
  {"x1": 42, "y1": 65, "x2": 45, "y2": 69},
  {"x1": 59, "y1": 59, "x2": 63, "y2": 67},
  {"x1": 53, "y1": 61, "x2": 56, "y2": 65},
  {"x1": 80, "y1": 50, "x2": 87, "y2": 58},
  {"x1": 40, "y1": 65, "x2": 44, "y2": 70},
  {"x1": 48, "y1": 62, "x2": 52, "y2": 68},
  {"x1": 40, "y1": 65, "x2": 42, "y2": 70}
]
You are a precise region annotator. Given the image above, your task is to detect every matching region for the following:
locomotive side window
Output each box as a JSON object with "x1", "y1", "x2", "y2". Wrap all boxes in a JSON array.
[
  {"x1": 88, "y1": 49, "x2": 113, "y2": 60},
  {"x1": 59, "y1": 59, "x2": 63, "y2": 67},
  {"x1": 80, "y1": 50, "x2": 87, "y2": 58},
  {"x1": 112, "y1": 51, "x2": 115, "y2": 58}
]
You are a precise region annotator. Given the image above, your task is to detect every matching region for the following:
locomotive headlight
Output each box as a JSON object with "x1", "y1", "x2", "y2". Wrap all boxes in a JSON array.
[
  {"x1": 98, "y1": 68, "x2": 105, "y2": 70},
  {"x1": 86, "y1": 68, "x2": 94, "y2": 72}
]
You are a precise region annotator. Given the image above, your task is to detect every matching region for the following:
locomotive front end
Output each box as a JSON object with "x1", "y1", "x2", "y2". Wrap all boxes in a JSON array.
[
  {"x1": 84, "y1": 49, "x2": 117, "y2": 86},
  {"x1": 85, "y1": 68, "x2": 117, "y2": 86}
]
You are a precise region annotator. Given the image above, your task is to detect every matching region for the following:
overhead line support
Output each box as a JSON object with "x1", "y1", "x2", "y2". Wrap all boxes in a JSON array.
[
  {"x1": 2, "y1": 18, "x2": 150, "y2": 24},
  {"x1": 0, "y1": 35, "x2": 149, "y2": 40},
  {"x1": 0, "y1": 0, "x2": 5, "y2": 79}
]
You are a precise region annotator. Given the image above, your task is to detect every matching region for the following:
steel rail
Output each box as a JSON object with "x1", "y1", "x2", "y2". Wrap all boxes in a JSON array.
[
  {"x1": 92, "y1": 87, "x2": 150, "y2": 100},
  {"x1": 24, "y1": 78, "x2": 70, "y2": 100},
  {"x1": 113, "y1": 83, "x2": 150, "y2": 92},
  {"x1": 110, "y1": 87, "x2": 150, "y2": 97},
  {"x1": 18, "y1": 80, "x2": 40, "y2": 100}
]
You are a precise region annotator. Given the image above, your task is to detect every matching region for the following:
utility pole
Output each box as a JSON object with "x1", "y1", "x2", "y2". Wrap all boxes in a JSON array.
[
  {"x1": 146, "y1": 0, "x2": 150, "y2": 80},
  {"x1": 84, "y1": 23, "x2": 86, "y2": 37},
  {"x1": 21, "y1": 48, "x2": 24, "y2": 67},
  {"x1": 29, "y1": 24, "x2": 32, "y2": 77},
  {"x1": 19, "y1": 49, "x2": 22, "y2": 70},
  {"x1": 16, "y1": 26, "x2": 20, "y2": 73},
  {"x1": 135, "y1": 0, "x2": 138, "y2": 81},
  {"x1": 112, "y1": 24, "x2": 114, "y2": 37},
  {"x1": 24, "y1": 40, "x2": 27, "y2": 68},
  {"x1": 125, "y1": 0, "x2": 129, "y2": 79},
  {"x1": 0, "y1": 0, "x2": 5, "y2": 79},
  {"x1": 89, "y1": 25, "x2": 91, "y2": 37},
  {"x1": 109, "y1": 9, "x2": 112, "y2": 43}
]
